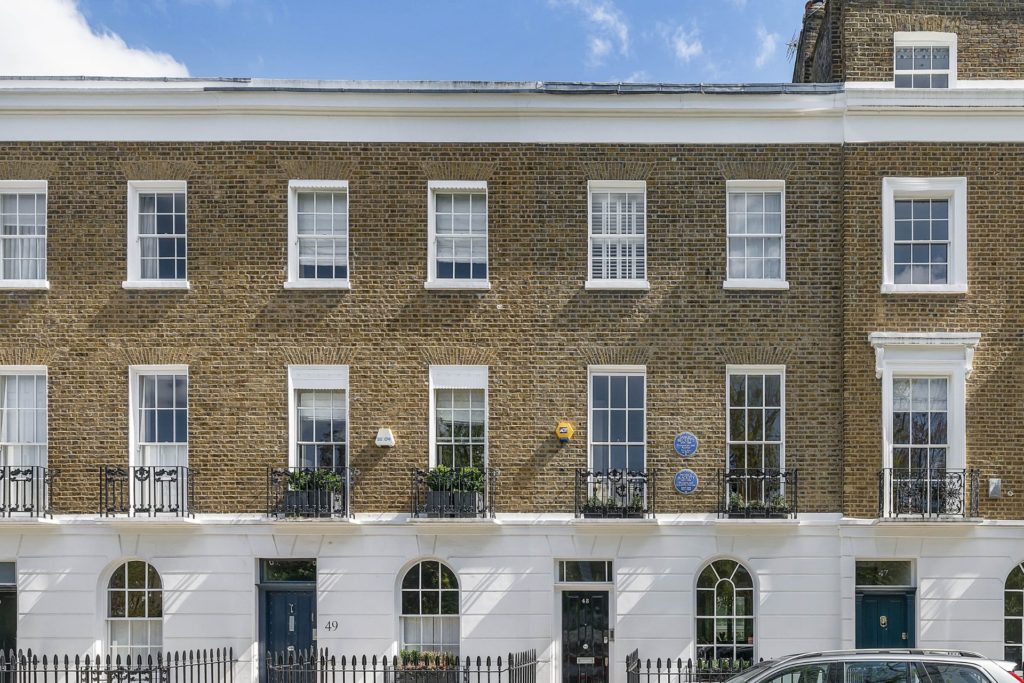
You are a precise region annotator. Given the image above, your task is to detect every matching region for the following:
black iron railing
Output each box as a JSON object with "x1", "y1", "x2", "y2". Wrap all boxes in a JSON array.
[
  {"x1": 0, "y1": 466, "x2": 53, "y2": 517},
  {"x1": 575, "y1": 469, "x2": 655, "y2": 518},
  {"x1": 627, "y1": 652, "x2": 760, "y2": 683},
  {"x1": 0, "y1": 647, "x2": 234, "y2": 683},
  {"x1": 411, "y1": 466, "x2": 497, "y2": 519},
  {"x1": 100, "y1": 466, "x2": 195, "y2": 517},
  {"x1": 267, "y1": 466, "x2": 356, "y2": 518},
  {"x1": 267, "y1": 649, "x2": 536, "y2": 683},
  {"x1": 879, "y1": 467, "x2": 979, "y2": 518},
  {"x1": 718, "y1": 469, "x2": 798, "y2": 519}
]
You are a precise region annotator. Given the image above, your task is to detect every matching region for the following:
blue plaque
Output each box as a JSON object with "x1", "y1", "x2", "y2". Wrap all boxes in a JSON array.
[
  {"x1": 674, "y1": 432, "x2": 699, "y2": 457},
  {"x1": 674, "y1": 469, "x2": 699, "y2": 494}
]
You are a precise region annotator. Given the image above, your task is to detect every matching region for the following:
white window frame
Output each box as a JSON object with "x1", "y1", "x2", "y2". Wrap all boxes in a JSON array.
[
  {"x1": 287, "y1": 365, "x2": 350, "y2": 469},
  {"x1": 893, "y1": 32, "x2": 958, "y2": 89},
  {"x1": 124, "y1": 180, "x2": 190, "y2": 290},
  {"x1": 0, "y1": 365, "x2": 48, "y2": 468},
  {"x1": 285, "y1": 179, "x2": 351, "y2": 290},
  {"x1": 586, "y1": 180, "x2": 649, "y2": 291},
  {"x1": 869, "y1": 332, "x2": 979, "y2": 514},
  {"x1": 106, "y1": 560, "x2": 163, "y2": 659},
  {"x1": 127, "y1": 364, "x2": 189, "y2": 470},
  {"x1": 881, "y1": 177, "x2": 967, "y2": 294},
  {"x1": 586, "y1": 365, "x2": 647, "y2": 471},
  {"x1": 428, "y1": 365, "x2": 488, "y2": 467},
  {"x1": 0, "y1": 180, "x2": 49, "y2": 290},
  {"x1": 723, "y1": 180, "x2": 788, "y2": 290},
  {"x1": 725, "y1": 364, "x2": 786, "y2": 470},
  {"x1": 425, "y1": 180, "x2": 490, "y2": 290}
]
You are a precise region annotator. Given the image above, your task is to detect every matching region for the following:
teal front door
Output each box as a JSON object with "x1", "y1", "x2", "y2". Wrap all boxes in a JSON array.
[{"x1": 856, "y1": 592, "x2": 914, "y2": 648}]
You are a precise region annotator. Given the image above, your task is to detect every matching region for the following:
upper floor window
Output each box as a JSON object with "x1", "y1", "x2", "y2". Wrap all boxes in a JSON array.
[
  {"x1": 425, "y1": 181, "x2": 488, "y2": 290},
  {"x1": 589, "y1": 366, "x2": 645, "y2": 473},
  {"x1": 0, "y1": 367, "x2": 47, "y2": 468},
  {"x1": 881, "y1": 177, "x2": 967, "y2": 294},
  {"x1": 0, "y1": 180, "x2": 47, "y2": 289},
  {"x1": 124, "y1": 180, "x2": 189, "y2": 289},
  {"x1": 586, "y1": 181, "x2": 648, "y2": 290},
  {"x1": 108, "y1": 561, "x2": 162, "y2": 659},
  {"x1": 288, "y1": 365, "x2": 348, "y2": 470},
  {"x1": 286, "y1": 180, "x2": 349, "y2": 289},
  {"x1": 894, "y1": 32, "x2": 956, "y2": 88},
  {"x1": 727, "y1": 366, "x2": 784, "y2": 509},
  {"x1": 724, "y1": 180, "x2": 787, "y2": 290},
  {"x1": 429, "y1": 365, "x2": 487, "y2": 469}
]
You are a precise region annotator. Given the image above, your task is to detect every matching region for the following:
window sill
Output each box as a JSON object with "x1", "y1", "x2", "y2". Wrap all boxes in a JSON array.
[
  {"x1": 723, "y1": 279, "x2": 790, "y2": 291},
  {"x1": 122, "y1": 280, "x2": 191, "y2": 290},
  {"x1": 424, "y1": 280, "x2": 491, "y2": 291},
  {"x1": 283, "y1": 280, "x2": 351, "y2": 290},
  {"x1": 584, "y1": 280, "x2": 650, "y2": 291},
  {"x1": 0, "y1": 280, "x2": 49, "y2": 290},
  {"x1": 880, "y1": 283, "x2": 967, "y2": 294}
]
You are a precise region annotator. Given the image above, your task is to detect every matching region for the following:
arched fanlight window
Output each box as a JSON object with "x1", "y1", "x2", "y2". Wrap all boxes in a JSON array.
[
  {"x1": 1006, "y1": 563, "x2": 1024, "y2": 668},
  {"x1": 696, "y1": 559, "x2": 754, "y2": 663},
  {"x1": 400, "y1": 560, "x2": 459, "y2": 656},
  {"x1": 107, "y1": 561, "x2": 163, "y2": 659}
]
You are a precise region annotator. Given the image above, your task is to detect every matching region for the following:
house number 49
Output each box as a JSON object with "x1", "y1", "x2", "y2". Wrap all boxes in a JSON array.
[{"x1": 324, "y1": 620, "x2": 339, "y2": 631}]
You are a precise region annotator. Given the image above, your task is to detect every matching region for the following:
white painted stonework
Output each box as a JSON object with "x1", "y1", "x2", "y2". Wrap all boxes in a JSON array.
[{"x1": 6, "y1": 514, "x2": 1022, "y2": 683}]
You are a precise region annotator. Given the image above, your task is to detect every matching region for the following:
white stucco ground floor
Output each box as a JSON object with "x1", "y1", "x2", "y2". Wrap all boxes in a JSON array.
[{"x1": 2, "y1": 514, "x2": 1021, "y2": 683}]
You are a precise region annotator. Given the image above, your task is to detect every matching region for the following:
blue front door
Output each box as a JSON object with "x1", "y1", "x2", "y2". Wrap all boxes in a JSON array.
[
  {"x1": 856, "y1": 592, "x2": 913, "y2": 648},
  {"x1": 265, "y1": 589, "x2": 316, "y2": 657}
]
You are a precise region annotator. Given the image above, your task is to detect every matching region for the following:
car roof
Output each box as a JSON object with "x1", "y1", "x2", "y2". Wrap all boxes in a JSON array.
[{"x1": 780, "y1": 650, "x2": 988, "y2": 662}]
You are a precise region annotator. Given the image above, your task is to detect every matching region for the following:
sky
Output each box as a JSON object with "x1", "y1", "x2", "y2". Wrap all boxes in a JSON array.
[{"x1": 0, "y1": 0, "x2": 808, "y2": 83}]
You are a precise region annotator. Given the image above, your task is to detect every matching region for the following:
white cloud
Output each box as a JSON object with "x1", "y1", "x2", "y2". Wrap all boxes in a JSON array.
[
  {"x1": 659, "y1": 23, "x2": 703, "y2": 64},
  {"x1": 551, "y1": 0, "x2": 629, "y2": 66},
  {"x1": 624, "y1": 70, "x2": 651, "y2": 83},
  {"x1": 755, "y1": 25, "x2": 780, "y2": 69},
  {"x1": 0, "y1": 0, "x2": 189, "y2": 77}
]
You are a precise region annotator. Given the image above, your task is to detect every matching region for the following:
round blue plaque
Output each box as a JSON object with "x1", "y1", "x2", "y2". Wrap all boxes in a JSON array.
[
  {"x1": 674, "y1": 432, "x2": 699, "y2": 457},
  {"x1": 674, "y1": 469, "x2": 699, "y2": 494}
]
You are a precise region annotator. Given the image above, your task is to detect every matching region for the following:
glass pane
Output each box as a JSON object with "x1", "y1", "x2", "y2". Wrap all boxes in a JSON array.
[
  {"x1": 855, "y1": 560, "x2": 912, "y2": 587},
  {"x1": 261, "y1": 559, "x2": 316, "y2": 582}
]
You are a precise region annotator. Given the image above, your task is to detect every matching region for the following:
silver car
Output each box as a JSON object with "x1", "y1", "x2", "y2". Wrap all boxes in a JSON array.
[{"x1": 725, "y1": 650, "x2": 1021, "y2": 683}]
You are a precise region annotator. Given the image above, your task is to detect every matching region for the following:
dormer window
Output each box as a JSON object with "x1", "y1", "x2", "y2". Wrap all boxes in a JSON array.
[{"x1": 894, "y1": 32, "x2": 956, "y2": 88}]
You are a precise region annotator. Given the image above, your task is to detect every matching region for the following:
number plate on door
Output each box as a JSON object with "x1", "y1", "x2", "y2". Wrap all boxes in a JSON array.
[{"x1": 577, "y1": 657, "x2": 595, "y2": 665}]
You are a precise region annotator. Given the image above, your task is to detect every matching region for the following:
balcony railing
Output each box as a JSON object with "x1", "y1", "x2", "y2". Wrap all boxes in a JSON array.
[
  {"x1": 100, "y1": 466, "x2": 195, "y2": 517},
  {"x1": 0, "y1": 466, "x2": 53, "y2": 517},
  {"x1": 575, "y1": 469, "x2": 655, "y2": 518},
  {"x1": 411, "y1": 466, "x2": 497, "y2": 518},
  {"x1": 718, "y1": 468, "x2": 798, "y2": 519},
  {"x1": 879, "y1": 467, "x2": 979, "y2": 518},
  {"x1": 267, "y1": 466, "x2": 356, "y2": 518}
]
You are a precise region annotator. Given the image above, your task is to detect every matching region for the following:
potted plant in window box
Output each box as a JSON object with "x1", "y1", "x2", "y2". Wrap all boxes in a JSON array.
[
  {"x1": 746, "y1": 497, "x2": 767, "y2": 518},
  {"x1": 581, "y1": 493, "x2": 609, "y2": 518},
  {"x1": 727, "y1": 492, "x2": 748, "y2": 518},
  {"x1": 622, "y1": 493, "x2": 646, "y2": 519},
  {"x1": 450, "y1": 466, "x2": 485, "y2": 517},
  {"x1": 424, "y1": 465, "x2": 455, "y2": 517},
  {"x1": 285, "y1": 468, "x2": 343, "y2": 516},
  {"x1": 391, "y1": 650, "x2": 461, "y2": 683},
  {"x1": 766, "y1": 493, "x2": 792, "y2": 518}
]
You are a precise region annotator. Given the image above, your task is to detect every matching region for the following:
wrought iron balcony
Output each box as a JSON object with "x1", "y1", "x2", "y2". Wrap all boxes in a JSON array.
[
  {"x1": 411, "y1": 466, "x2": 497, "y2": 518},
  {"x1": 267, "y1": 466, "x2": 356, "y2": 518},
  {"x1": 718, "y1": 468, "x2": 798, "y2": 519},
  {"x1": 0, "y1": 466, "x2": 54, "y2": 517},
  {"x1": 575, "y1": 469, "x2": 655, "y2": 518},
  {"x1": 100, "y1": 465, "x2": 195, "y2": 517},
  {"x1": 879, "y1": 467, "x2": 979, "y2": 518}
]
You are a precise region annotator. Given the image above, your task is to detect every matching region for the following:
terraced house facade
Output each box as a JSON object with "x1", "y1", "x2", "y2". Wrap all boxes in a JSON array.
[{"x1": 2, "y1": 0, "x2": 1024, "y2": 681}]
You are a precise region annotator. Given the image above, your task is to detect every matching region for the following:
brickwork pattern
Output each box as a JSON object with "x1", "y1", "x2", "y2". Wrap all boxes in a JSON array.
[
  {"x1": 843, "y1": 143, "x2": 1024, "y2": 519},
  {"x1": 0, "y1": 142, "x2": 843, "y2": 516}
]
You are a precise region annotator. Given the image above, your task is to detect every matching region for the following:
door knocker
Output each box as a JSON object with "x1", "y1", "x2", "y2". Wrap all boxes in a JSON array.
[{"x1": 879, "y1": 615, "x2": 888, "y2": 628}]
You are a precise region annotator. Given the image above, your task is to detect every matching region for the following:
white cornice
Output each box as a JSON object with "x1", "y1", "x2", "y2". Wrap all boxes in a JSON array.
[{"x1": 868, "y1": 332, "x2": 981, "y2": 379}]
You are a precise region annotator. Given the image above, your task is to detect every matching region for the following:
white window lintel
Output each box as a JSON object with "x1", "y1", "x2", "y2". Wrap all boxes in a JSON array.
[{"x1": 868, "y1": 332, "x2": 981, "y2": 379}]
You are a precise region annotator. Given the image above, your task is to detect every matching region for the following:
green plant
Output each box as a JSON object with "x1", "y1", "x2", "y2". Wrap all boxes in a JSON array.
[
  {"x1": 425, "y1": 465, "x2": 454, "y2": 491},
  {"x1": 728, "y1": 492, "x2": 746, "y2": 509},
  {"x1": 747, "y1": 498, "x2": 766, "y2": 511},
  {"x1": 628, "y1": 494, "x2": 644, "y2": 510},
  {"x1": 456, "y1": 466, "x2": 485, "y2": 493},
  {"x1": 768, "y1": 493, "x2": 789, "y2": 510},
  {"x1": 286, "y1": 468, "x2": 343, "y2": 492},
  {"x1": 399, "y1": 650, "x2": 457, "y2": 670},
  {"x1": 584, "y1": 495, "x2": 605, "y2": 510}
]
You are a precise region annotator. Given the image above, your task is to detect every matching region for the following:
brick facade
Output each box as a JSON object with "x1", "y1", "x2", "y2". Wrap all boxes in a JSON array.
[
  {"x1": 0, "y1": 142, "x2": 843, "y2": 516},
  {"x1": 794, "y1": 0, "x2": 1024, "y2": 83}
]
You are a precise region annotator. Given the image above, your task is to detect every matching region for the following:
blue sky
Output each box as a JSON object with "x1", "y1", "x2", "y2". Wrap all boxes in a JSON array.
[{"x1": 1, "y1": 1, "x2": 808, "y2": 83}]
